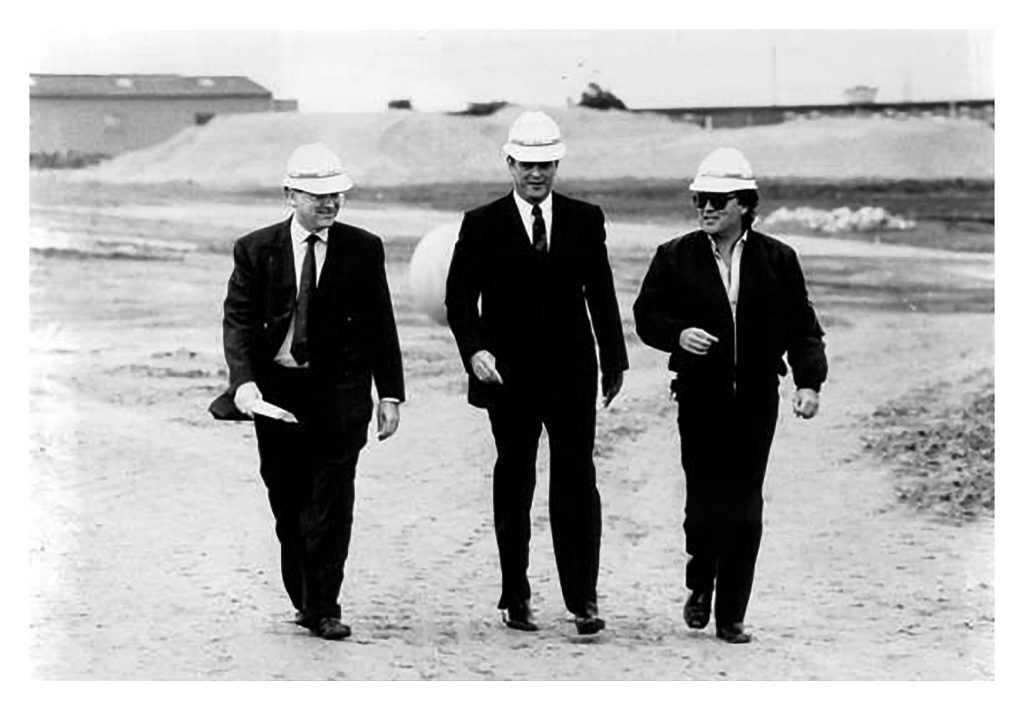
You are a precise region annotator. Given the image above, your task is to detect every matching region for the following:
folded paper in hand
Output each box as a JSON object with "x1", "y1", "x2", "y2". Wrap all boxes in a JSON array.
[{"x1": 252, "y1": 400, "x2": 298, "y2": 423}]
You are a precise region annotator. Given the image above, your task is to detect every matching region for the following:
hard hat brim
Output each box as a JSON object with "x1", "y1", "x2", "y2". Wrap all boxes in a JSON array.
[
  {"x1": 688, "y1": 175, "x2": 757, "y2": 192},
  {"x1": 284, "y1": 172, "x2": 355, "y2": 194},
  {"x1": 504, "y1": 142, "x2": 566, "y2": 163}
]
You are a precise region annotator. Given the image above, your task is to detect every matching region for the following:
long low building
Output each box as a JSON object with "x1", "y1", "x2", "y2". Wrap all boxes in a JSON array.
[
  {"x1": 632, "y1": 98, "x2": 994, "y2": 130},
  {"x1": 30, "y1": 73, "x2": 295, "y2": 159}
]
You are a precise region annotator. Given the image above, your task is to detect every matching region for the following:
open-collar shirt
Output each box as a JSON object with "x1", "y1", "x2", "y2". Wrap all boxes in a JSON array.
[{"x1": 708, "y1": 230, "x2": 747, "y2": 318}]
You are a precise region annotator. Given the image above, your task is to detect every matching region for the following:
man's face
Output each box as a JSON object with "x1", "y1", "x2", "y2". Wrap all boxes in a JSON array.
[
  {"x1": 287, "y1": 188, "x2": 343, "y2": 232},
  {"x1": 693, "y1": 191, "x2": 747, "y2": 238},
  {"x1": 507, "y1": 158, "x2": 558, "y2": 204}
]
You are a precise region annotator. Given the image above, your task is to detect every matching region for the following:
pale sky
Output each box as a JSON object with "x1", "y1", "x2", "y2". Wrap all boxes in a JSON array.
[{"x1": 28, "y1": 27, "x2": 992, "y2": 113}]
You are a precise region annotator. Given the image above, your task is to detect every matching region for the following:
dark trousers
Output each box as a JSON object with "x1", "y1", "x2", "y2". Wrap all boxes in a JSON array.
[
  {"x1": 677, "y1": 384, "x2": 779, "y2": 626},
  {"x1": 253, "y1": 366, "x2": 363, "y2": 622},
  {"x1": 486, "y1": 385, "x2": 602, "y2": 617}
]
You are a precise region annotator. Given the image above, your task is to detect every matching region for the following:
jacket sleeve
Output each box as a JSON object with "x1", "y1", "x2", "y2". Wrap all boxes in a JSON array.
[
  {"x1": 444, "y1": 211, "x2": 486, "y2": 373},
  {"x1": 782, "y1": 250, "x2": 828, "y2": 391},
  {"x1": 367, "y1": 237, "x2": 406, "y2": 402},
  {"x1": 583, "y1": 206, "x2": 629, "y2": 374},
  {"x1": 222, "y1": 238, "x2": 260, "y2": 391},
  {"x1": 632, "y1": 242, "x2": 687, "y2": 354}
]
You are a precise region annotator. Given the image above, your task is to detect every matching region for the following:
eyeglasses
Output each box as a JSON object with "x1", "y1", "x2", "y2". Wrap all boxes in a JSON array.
[
  {"x1": 691, "y1": 193, "x2": 736, "y2": 210},
  {"x1": 294, "y1": 190, "x2": 345, "y2": 205}
]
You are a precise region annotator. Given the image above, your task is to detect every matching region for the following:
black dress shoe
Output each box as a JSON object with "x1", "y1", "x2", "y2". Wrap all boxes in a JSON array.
[
  {"x1": 502, "y1": 602, "x2": 539, "y2": 632},
  {"x1": 715, "y1": 623, "x2": 752, "y2": 644},
  {"x1": 574, "y1": 614, "x2": 606, "y2": 635},
  {"x1": 683, "y1": 590, "x2": 712, "y2": 629},
  {"x1": 313, "y1": 617, "x2": 352, "y2": 640}
]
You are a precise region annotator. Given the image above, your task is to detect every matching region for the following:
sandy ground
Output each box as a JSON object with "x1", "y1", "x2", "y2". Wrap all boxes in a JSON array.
[{"x1": 27, "y1": 200, "x2": 994, "y2": 680}]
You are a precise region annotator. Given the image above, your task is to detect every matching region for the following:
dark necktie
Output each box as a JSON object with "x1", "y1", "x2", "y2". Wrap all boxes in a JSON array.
[
  {"x1": 290, "y1": 233, "x2": 318, "y2": 365},
  {"x1": 531, "y1": 204, "x2": 548, "y2": 253}
]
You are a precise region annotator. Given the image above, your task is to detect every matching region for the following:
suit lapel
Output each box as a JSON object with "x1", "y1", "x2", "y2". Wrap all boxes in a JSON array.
[
  {"x1": 695, "y1": 231, "x2": 735, "y2": 322},
  {"x1": 269, "y1": 219, "x2": 297, "y2": 312},
  {"x1": 499, "y1": 192, "x2": 534, "y2": 254},
  {"x1": 736, "y1": 231, "x2": 761, "y2": 317},
  {"x1": 550, "y1": 192, "x2": 567, "y2": 255},
  {"x1": 318, "y1": 222, "x2": 355, "y2": 318},
  {"x1": 320, "y1": 222, "x2": 345, "y2": 292}
]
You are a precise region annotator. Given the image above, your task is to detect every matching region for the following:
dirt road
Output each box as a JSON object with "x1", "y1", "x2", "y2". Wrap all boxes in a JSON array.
[{"x1": 28, "y1": 201, "x2": 994, "y2": 679}]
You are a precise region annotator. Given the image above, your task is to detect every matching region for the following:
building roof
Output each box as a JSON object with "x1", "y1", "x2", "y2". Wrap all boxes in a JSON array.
[
  {"x1": 29, "y1": 74, "x2": 273, "y2": 99},
  {"x1": 632, "y1": 98, "x2": 994, "y2": 114}
]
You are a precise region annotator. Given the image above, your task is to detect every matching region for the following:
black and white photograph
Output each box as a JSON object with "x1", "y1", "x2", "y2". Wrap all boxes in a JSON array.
[{"x1": 21, "y1": 7, "x2": 1009, "y2": 692}]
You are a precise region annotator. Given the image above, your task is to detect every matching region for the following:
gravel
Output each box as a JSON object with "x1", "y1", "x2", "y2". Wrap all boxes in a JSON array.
[{"x1": 862, "y1": 373, "x2": 994, "y2": 521}]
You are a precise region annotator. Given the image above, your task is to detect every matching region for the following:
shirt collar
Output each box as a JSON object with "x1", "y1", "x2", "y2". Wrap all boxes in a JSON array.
[
  {"x1": 289, "y1": 215, "x2": 328, "y2": 245},
  {"x1": 706, "y1": 229, "x2": 748, "y2": 251},
  {"x1": 512, "y1": 190, "x2": 552, "y2": 216}
]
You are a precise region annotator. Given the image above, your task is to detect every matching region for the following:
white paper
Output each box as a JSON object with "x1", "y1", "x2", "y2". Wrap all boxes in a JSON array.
[{"x1": 251, "y1": 399, "x2": 298, "y2": 423}]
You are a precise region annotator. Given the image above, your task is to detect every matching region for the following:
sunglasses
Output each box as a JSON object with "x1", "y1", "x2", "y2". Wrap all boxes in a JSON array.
[{"x1": 691, "y1": 193, "x2": 737, "y2": 210}]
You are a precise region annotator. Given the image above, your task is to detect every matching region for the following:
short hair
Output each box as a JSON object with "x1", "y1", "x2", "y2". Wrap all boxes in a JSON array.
[{"x1": 734, "y1": 189, "x2": 759, "y2": 231}]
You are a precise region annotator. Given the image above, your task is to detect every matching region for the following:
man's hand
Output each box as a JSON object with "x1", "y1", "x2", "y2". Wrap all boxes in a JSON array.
[
  {"x1": 470, "y1": 350, "x2": 503, "y2": 385},
  {"x1": 679, "y1": 327, "x2": 719, "y2": 355},
  {"x1": 793, "y1": 388, "x2": 820, "y2": 419},
  {"x1": 601, "y1": 370, "x2": 624, "y2": 408},
  {"x1": 377, "y1": 400, "x2": 400, "y2": 441},
  {"x1": 233, "y1": 381, "x2": 263, "y2": 418}
]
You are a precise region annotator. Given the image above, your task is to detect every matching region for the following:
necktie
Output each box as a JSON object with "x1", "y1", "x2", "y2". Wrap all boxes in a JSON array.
[
  {"x1": 531, "y1": 204, "x2": 548, "y2": 253},
  {"x1": 291, "y1": 233, "x2": 318, "y2": 365}
]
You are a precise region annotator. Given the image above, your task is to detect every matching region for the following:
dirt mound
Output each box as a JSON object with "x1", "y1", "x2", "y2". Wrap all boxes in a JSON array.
[
  {"x1": 862, "y1": 372, "x2": 994, "y2": 521},
  {"x1": 74, "y1": 106, "x2": 994, "y2": 189}
]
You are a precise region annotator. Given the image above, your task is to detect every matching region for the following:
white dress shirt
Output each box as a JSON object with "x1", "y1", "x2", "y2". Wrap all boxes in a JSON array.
[
  {"x1": 512, "y1": 191, "x2": 553, "y2": 249},
  {"x1": 274, "y1": 216, "x2": 329, "y2": 367}
]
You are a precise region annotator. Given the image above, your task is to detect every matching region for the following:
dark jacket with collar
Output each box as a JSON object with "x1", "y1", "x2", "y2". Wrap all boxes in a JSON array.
[
  {"x1": 445, "y1": 191, "x2": 629, "y2": 409},
  {"x1": 211, "y1": 218, "x2": 404, "y2": 419},
  {"x1": 632, "y1": 228, "x2": 827, "y2": 399}
]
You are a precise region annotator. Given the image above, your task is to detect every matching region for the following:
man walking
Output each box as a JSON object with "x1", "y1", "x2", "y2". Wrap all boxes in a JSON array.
[
  {"x1": 632, "y1": 147, "x2": 827, "y2": 644},
  {"x1": 211, "y1": 143, "x2": 405, "y2": 640},
  {"x1": 445, "y1": 111, "x2": 629, "y2": 635}
]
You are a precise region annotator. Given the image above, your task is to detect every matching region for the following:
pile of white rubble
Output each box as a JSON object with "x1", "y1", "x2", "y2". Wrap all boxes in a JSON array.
[{"x1": 762, "y1": 206, "x2": 916, "y2": 233}]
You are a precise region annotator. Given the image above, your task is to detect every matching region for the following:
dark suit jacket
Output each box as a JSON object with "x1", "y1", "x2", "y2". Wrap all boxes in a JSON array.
[
  {"x1": 445, "y1": 191, "x2": 629, "y2": 409},
  {"x1": 632, "y1": 229, "x2": 827, "y2": 399},
  {"x1": 210, "y1": 218, "x2": 405, "y2": 420}
]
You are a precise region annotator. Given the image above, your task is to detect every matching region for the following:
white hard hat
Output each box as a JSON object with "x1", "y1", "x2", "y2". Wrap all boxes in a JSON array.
[
  {"x1": 283, "y1": 143, "x2": 354, "y2": 194},
  {"x1": 689, "y1": 147, "x2": 757, "y2": 192},
  {"x1": 503, "y1": 111, "x2": 566, "y2": 162}
]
